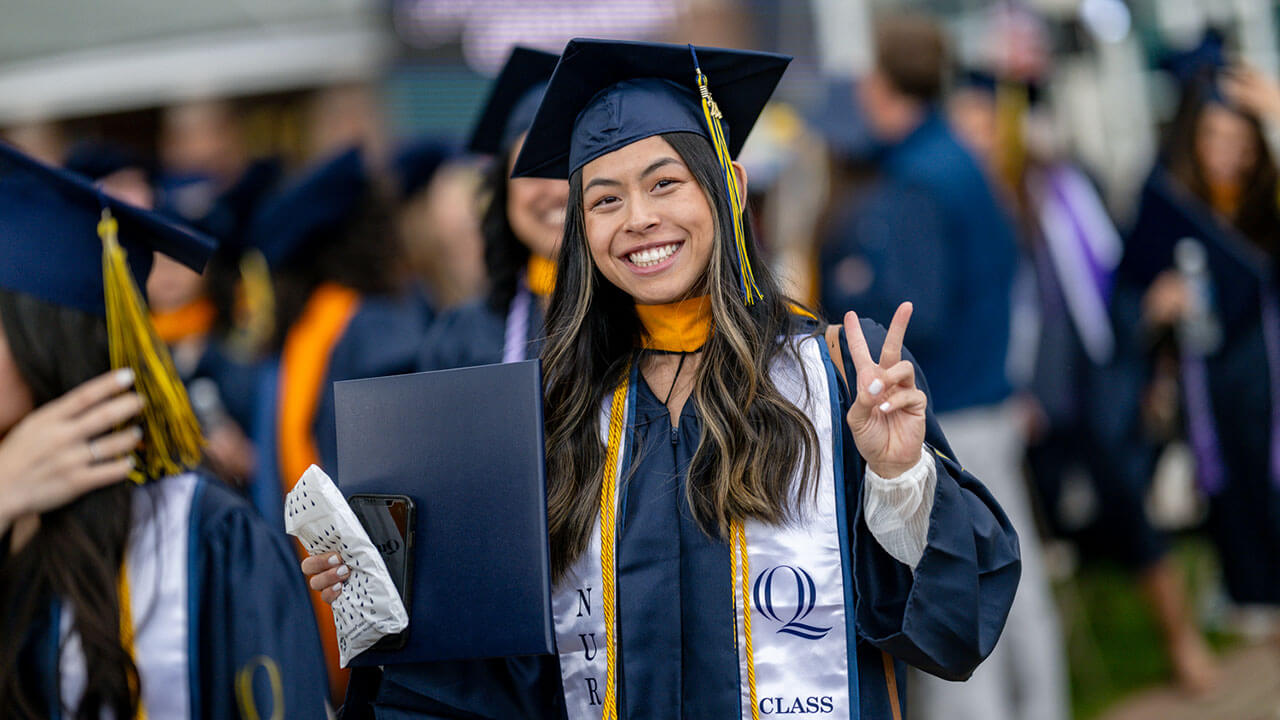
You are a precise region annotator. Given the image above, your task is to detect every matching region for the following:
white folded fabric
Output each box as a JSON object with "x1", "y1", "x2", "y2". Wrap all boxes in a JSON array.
[{"x1": 285, "y1": 465, "x2": 409, "y2": 667}]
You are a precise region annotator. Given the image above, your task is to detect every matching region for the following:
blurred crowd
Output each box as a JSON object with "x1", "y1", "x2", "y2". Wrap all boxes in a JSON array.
[{"x1": 3, "y1": 1, "x2": 1280, "y2": 718}]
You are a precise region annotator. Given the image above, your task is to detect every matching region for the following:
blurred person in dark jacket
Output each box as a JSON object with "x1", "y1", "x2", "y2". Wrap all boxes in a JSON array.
[{"x1": 827, "y1": 14, "x2": 1067, "y2": 720}]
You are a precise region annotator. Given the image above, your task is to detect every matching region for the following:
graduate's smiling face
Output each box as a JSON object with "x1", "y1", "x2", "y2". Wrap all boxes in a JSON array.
[
  {"x1": 582, "y1": 135, "x2": 744, "y2": 305},
  {"x1": 506, "y1": 133, "x2": 569, "y2": 260}
]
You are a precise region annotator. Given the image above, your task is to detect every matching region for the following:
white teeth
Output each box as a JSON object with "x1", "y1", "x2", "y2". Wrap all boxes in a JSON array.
[{"x1": 627, "y1": 243, "x2": 680, "y2": 268}]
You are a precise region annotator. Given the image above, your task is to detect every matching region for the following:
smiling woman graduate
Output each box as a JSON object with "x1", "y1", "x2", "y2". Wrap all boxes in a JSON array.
[{"x1": 307, "y1": 38, "x2": 1020, "y2": 720}]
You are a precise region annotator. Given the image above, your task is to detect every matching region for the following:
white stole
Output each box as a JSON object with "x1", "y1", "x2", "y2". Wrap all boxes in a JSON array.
[
  {"x1": 59, "y1": 473, "x2": 197, "y2": 719},
  {"x1": 553, "y1": 336, "x2": 854, "y2": 719}
]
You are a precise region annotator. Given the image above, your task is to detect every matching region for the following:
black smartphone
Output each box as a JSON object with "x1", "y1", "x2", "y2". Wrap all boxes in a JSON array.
[{"x1": 347, "y1": 493, "x2": 415, "y2": 651}]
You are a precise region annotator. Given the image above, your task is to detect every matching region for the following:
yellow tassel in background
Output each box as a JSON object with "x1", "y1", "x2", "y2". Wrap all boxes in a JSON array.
[
  {"x1": 98, "y1": 209, "x2": 204, "y2": 483},
  {"x1": 228, "y1": 248, "x2": 277, "y2": 360}
]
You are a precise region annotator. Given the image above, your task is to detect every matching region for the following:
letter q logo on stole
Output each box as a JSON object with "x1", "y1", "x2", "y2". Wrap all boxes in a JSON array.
[{"x1": 753, "y1": 565, "x2": 832, "y2": 640}]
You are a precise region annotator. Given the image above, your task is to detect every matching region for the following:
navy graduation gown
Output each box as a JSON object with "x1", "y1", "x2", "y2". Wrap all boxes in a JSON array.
[
  {"x1": 193, "y1": 476, "x2": 331, "y2": 717},
  {"x1": 1024, "y1": 240, "x2": 1166, "y2": 571},
  {"x1": 193, "y1": 340, "x2": 266, "y2": 438},
  {"x1": 417, "y1": 297, "x2": 544, "y2": 372},
  {"x1": 312, "y1": 294, "x2": 430, "y2": 472},
  {"x1": 24, "y1": 474, "x2": 328, "y2": 719},
  {"x1": 346, "y1": 320, "x2": 1020, "y2": 719},
  {"x1": 251, "y1": 293, "x2": 427, "y2": 531},
  {"x1": 1122, "y1": 168, "x2": 1280, "y2": 603}
]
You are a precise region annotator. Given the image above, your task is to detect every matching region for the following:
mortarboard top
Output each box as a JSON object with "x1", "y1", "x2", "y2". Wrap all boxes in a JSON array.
[
  {"x1": 199, "y1": 157, "x2": 285, "y2": 255},
  {"x1": 511, "y1": 38, "x2": 791, "y2": 180},
  {"x1": 393, "y1": 137, "x2": 455, "y2": 200},
  {"x1": 467, "y1": 46, "x2": 560, "y2": 156},
  {"x1": 246, "y1": 146, "x2": 367, "y2": 270},
  {"x1": 0, "y1": 142, "x2": 216, "y2": 316}
]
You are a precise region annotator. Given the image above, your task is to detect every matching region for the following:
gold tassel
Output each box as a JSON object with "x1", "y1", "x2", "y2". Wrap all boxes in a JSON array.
[
  {"x1": 228, "y1": 249, "x2": 276, "y2": 359},
  {"x1": 98, "y1": 209, "x2": 204, "y2": 483},
  {"x1": 691, "y1": 47, "x2": 762, "y2": 305}
]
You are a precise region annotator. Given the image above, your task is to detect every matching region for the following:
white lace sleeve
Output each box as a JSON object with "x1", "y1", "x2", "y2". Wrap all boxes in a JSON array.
[{"x1": 862, "y1": 446, "x2": 936, "y2": 571}]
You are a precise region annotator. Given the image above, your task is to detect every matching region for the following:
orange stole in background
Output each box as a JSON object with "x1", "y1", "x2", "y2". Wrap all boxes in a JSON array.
[
  {"x1": 151, "y1": 298, "x2": 216, "y2": 345},
  {"x1": 277, "y1": 282, "x2": 360, "y2": 706},
  {"x1": 526, "y1": 254, "x2": 557, "y2": 298}
]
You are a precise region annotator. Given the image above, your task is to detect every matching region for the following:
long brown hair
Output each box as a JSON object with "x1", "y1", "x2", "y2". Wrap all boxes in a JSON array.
[
  {"x1": 541, "y1": 131, "x2": 819, "y2": 579},
  {"x1": 0, "y1": 290, "x2": 140, "y2": 719},
  {"x1": 1164, "y1": 88, "x2": 1280, "y2": 256}
]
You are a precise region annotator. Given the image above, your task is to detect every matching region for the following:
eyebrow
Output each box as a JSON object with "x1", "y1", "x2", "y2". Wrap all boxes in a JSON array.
[{"x1": 583, "y1": 157, "x2": 682, "y2": 194}]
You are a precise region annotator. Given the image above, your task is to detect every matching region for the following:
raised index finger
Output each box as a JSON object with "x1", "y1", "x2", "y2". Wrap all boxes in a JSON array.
[
  {"x1": 879, "y1": 302, "x2": 913, "y2": 368},
  {"x1": 842, "y1": 310, "x2": 876, "y2": 374},
  {"x1": 46, "y1": 368, "x2": 135, "y2": 419}
]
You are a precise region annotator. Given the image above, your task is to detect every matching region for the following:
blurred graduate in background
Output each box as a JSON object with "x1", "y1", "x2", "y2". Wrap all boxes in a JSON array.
[
  {"x1": 1122, "y1": 30, "x2": 1280, "y2": 625},
  {"x1": 242, "y1": 144, "x2": 428, "y2": 704},
  {"x1": 418, "y1": 46, "x2": 567, "y2": 370},
  {"x1": 0, "y1": 142, "x2": 327, "y2": 718}
]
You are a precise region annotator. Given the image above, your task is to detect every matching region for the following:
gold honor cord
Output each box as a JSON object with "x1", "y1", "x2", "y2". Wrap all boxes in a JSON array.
[
  {"x1": 732, "y1": 519, "x2": 760, "y2": 720},
  {"x1": 598, "y1": 363, "x2": 760, "y2": 719},
  {"x1": 117, "y1": 560, "x2": 147, "y2": 720},
  {"x1": 598, "y1": 365, "x2": 631, "y2": 720},
  {"x1": 691, "y1": 49, "x2": 762, "y2": 305},
  {"x1": 98, "y1": 209, "x2": 204, "y2": 483}
]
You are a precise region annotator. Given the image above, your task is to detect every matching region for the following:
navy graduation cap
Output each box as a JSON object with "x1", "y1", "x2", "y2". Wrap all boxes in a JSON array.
[
  {"x1": 246, "y1": 146, "x2": 367, "y2": 269},
  {"x1": 393, "y1": 137, "x2": 455, "y2": 199},
  {"x1": 511, "y1": 38, "x2": 790, "y2": 302},
  {"x1": 511, "y1": 38, "x2": 790, "y2": 180},
  {"x1": 468, "y1": 46, "x2": 560, "y2": 155},
  {"x1": 0, "y1": 141, "x2": 215, "y2": 316},
  {"x1": 0, "y1": 141, "x2": 215, "y2": 481},
  {"x1": 166, "y1": 157, "x2": 284, "y2": 254}
]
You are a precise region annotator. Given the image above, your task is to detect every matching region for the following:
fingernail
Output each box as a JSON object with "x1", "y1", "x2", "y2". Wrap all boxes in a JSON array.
[
  {"x1": 129, "y1": 426, "x2": 143, "y2": 440},
  {"x1": 328, "y1": 555, "x2": 341, "y2": 566},
  {"x1": 114, "y1": 368, "x2": 135, "y2": 387},
  {"x1": 868, "y1": 379, "x2": 884, "y2": 396},
  {"x1": 879, "y1": 401, "x2": 891, "y2": 412},
  {"x1": 126, "y1": 455, "x2": 136, "y2": 468},
  {"x1": 331, "y1": 583, "x2": 343, "y2": 594},
  {"x1": 336, "y1": 565, "x2": 349, "y2": 578}
]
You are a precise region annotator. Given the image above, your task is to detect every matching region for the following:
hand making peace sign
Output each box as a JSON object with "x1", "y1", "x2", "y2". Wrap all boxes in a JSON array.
[{"x1": 843, "y1": 302, "x2": 927, "y2": 479}]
